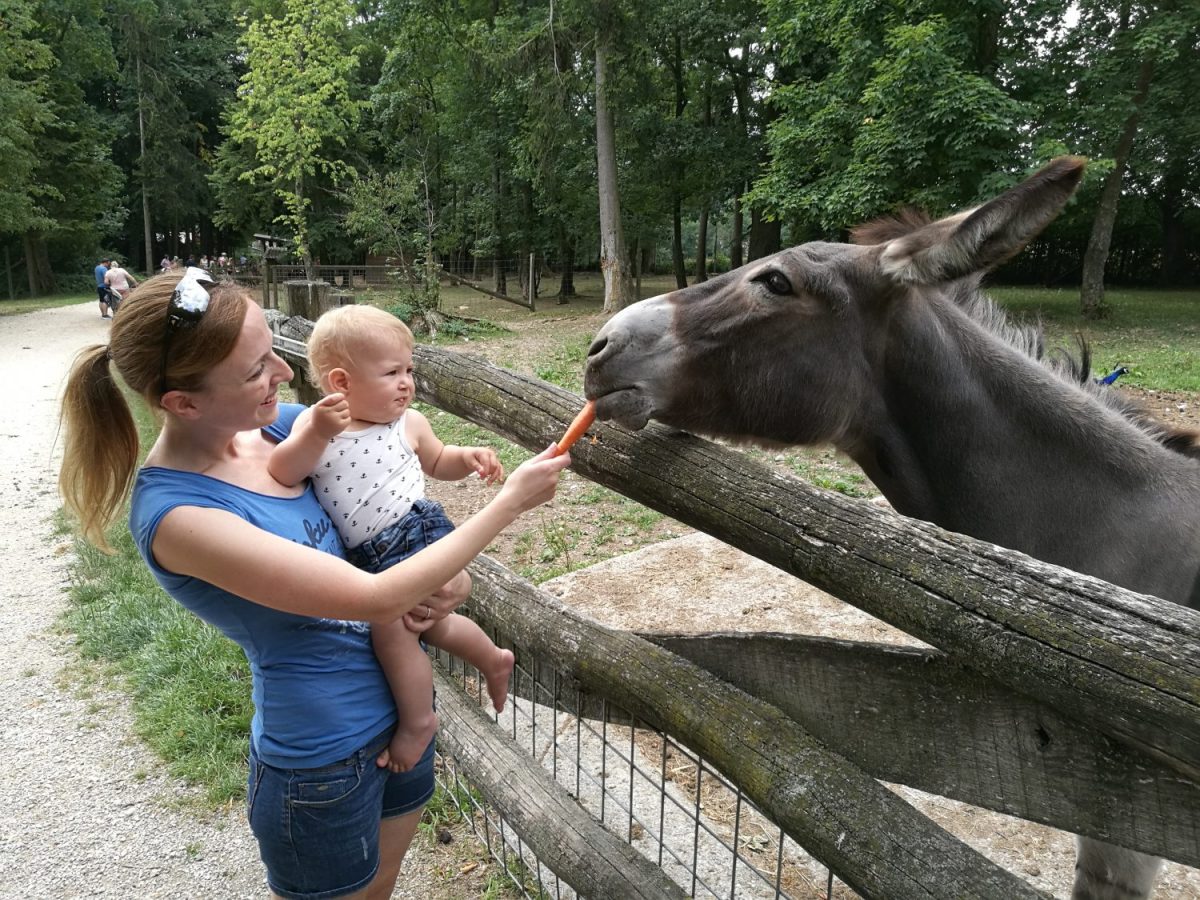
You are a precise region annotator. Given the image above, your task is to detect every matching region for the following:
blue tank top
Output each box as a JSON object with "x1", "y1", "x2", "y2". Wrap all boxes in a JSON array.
[{"x1": 129, "y1": 403, "x2": 395, "y2": 768}]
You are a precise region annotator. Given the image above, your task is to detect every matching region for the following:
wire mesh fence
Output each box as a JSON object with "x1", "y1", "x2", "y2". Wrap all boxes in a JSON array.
[{"x1": 430, "y1": 623, "x2": 853, "y2": 900}]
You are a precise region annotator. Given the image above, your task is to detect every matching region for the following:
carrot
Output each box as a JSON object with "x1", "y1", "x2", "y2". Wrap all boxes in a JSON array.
[{"x1": 554, "y1": 401, "x2": 596, "y2": 456}]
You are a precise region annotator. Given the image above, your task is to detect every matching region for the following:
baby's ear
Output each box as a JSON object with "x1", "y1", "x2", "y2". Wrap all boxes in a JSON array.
[{"x1": 326, "y1": 367, "x2": 351, "y2": 393}]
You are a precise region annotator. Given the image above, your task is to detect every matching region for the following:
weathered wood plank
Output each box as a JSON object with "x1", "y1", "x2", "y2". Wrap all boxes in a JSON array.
[
  {"x1": 405, "y1": 342, "x2": 1200, "y2": 782},
  {"x1": 639, "y1": 631, "x2": 1200, "y2": 868},
  {"x1": 463, "y1": 555, "x2": 1045, "y2": 900},
  {"x1": 432, "y1": 666, "x2": 689, "y2": 899}
]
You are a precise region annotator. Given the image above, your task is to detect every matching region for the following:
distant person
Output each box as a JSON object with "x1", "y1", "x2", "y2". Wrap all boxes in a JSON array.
[
  {"x1": 184, "y1": 255, "x2": 195, "y2": 267},
  {"x1": 104, "y1": 260, "x2": 138, "y2": 309},
  {"x1": 159, "y1": 255, "x2": 171, "y2": 274},
  {"x1": 93, "y1": 258, "x2": 111, "y2": 318}
]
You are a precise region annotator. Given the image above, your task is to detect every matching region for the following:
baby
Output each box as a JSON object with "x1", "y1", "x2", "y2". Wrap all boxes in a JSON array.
[{"x1": 269, "y1": 304, "x2": 515, "y2": 771}]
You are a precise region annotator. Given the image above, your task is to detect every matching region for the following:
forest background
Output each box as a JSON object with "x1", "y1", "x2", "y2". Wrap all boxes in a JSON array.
[{"x1": 1, "y1": 0, "x2": 1197, "y2": 318}]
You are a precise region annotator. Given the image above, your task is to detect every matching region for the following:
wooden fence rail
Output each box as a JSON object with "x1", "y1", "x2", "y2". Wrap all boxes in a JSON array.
[{"x1": 462, "y1": 557, "x2": 1042, "y2": 899}]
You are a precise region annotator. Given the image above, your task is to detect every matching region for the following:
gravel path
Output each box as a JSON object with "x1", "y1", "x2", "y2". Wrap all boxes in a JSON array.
[{"x1": 0, "y1": 303, "x2": 267, "y2": 898}]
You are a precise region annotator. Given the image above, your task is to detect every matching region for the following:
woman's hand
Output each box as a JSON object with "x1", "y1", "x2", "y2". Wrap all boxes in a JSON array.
[
  {"x1": 497, "y1": 445, "x2": 571, "y2": 515},
  {"x1": 404, "y1": 569, "x2": 472, "y2": 632}
]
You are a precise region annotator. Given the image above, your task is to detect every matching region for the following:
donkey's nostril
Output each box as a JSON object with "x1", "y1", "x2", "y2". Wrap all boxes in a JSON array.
[{"x1": 587, "y1": 336, "x2": 608, "y2": 358}]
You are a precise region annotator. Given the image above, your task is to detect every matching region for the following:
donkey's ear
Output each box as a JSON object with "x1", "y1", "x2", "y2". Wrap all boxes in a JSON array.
[{"x1": 878, "y1": 156, "x2": 1086, "y2": 285}]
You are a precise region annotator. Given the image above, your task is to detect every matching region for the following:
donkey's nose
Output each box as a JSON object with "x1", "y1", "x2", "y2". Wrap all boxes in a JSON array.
[{"x1": 587, "y1": 335, "x2": 609, "y2": 360}]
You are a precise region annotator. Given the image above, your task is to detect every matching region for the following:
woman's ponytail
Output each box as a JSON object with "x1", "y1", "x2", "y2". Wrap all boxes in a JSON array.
[{"x1": 59, "y1": 344, "x2": 140, "y2": 550}]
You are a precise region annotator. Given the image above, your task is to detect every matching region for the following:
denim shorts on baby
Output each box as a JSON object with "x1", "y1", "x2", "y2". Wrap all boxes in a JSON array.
[
  {"x1": 247, "y1": 727, "x2": 435, "y2": 899},
  {"x1": 344, "y1": 498, "x2": 455, "y2": 574}
]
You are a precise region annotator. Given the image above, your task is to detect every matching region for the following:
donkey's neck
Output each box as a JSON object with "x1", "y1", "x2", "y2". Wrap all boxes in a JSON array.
[{"x1": 847, "y1": 295, "x2": 1199, "y2": 598}]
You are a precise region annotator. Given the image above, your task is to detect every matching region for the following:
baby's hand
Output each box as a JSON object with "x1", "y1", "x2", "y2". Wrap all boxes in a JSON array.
[
  {"x1": 311, "y1": 393, "x2": 352, "y2": 439},
  {"x1": 466, "y1": 447, "x2": 504, "y2": 485}
]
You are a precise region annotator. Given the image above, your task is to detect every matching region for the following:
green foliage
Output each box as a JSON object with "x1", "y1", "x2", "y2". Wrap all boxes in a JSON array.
[
  {"x1": 754, "y1": 1, "x2": 1026, "y2": 231},
  {"x1": 6, "y1": 0, "x2": 1200, "y2": 294},
  {"x1": 0, "y1": 0, "x2": 55, "y2": 235},
  {"x1": 0, "y1": 0, "x2": 123, "y2": 272},
  {"x1": 220, "y1": 0, "x2": 367, "y2": 270},
  {"x1": 109, "y1": 0, "x2": 243, "y2": 271}
]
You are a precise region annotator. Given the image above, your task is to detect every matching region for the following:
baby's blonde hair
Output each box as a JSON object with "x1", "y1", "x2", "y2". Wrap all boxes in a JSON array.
[{"x1": 306, "y1": 305, "x2": 415, "y2": 392}]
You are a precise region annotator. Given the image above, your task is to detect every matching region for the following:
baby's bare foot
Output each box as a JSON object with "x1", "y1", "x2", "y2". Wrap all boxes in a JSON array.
[
  {"x1": 484, "y1": 648, "x2": 515, "y2": 712},
  {"x1": 377, "y1": 712, "x2": 438, "y2": 772}
]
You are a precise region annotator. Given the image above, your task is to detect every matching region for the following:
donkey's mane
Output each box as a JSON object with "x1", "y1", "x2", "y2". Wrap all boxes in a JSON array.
[{"x1": 853, "y1": 209, "x2": 1200, "y2": 459}]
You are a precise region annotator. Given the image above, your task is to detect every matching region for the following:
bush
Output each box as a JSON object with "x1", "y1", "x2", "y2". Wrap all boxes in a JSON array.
[{"x1": 53, "y1": 273, "x2": 99, "y2": 295}]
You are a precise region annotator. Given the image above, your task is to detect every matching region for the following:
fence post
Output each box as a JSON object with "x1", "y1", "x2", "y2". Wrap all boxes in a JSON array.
[
  {"x1": 283, "y1": 281, "x2": 334, "y2": 404},
  {"x1": 262, "y1": 257, "x2": 274, "y2": 309},
  {"x1": 528, "y1": 252, "x2": 536, "y2": 311}
]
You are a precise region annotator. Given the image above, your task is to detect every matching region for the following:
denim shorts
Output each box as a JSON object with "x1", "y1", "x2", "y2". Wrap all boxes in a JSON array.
[
  {"x1": 345, "y1": 499, "x2": 455, "y2": 574},
  {"x1": 247, "y1": 727, "x2": 435, "y2": 899}
]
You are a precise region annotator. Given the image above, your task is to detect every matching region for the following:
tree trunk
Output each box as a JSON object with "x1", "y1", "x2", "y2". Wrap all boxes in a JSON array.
[
  {"x1": 556, "y1": 227, "x2": 576, "y2": 301},
  {"x1": 669, "y1": 33, "x2": 688, "y2": 290},
  {"x1": 296, "y1": 176, "x2": 315, "y2": 280},
  {"x1": 594, "y1": 26, "x2": 637, "y2": 312},
  {"x1": 22, "y1": 233, "x2": 55, "y2": 296},
  {"x1": 694, "y1": 81, "x2": 712, "y2": 283},
  {"x1": 747, "y1": 204, "x2": 781, "y2": 261},
  {"x1": 1079, "y1": 58, "x2": 1154, "y2": 318},
  {"x1": 491, "y1": 160, "x2": 507, "y2": 296},
  {"x1": 671, "y1": 195, "x2": 686, "y2": 288},
  {"x1": 137, "y1": 55, "x2": 153, "y2": 276},
  {"x1": 730, "y1": 191, "x2": 744, "y2": 269}
]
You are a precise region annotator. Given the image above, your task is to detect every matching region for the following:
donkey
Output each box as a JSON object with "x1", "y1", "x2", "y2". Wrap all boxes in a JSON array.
[{"x1": 583, "y1": 157, "x2": 1200, "y2": 900}]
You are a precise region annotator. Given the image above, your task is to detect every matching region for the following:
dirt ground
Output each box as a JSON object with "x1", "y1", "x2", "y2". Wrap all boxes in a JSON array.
[{"x1": 421, "y1": 310, "x2": 1200, "y2": 899}]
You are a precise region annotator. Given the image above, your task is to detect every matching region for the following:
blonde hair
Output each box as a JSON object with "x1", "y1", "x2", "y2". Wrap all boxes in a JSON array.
[
  {"x1": 306, "y1": 305, "x2": 414, "y2": 392},
  {"x1": 59, "y1": 273, "x2": 255, "y2": 550}
]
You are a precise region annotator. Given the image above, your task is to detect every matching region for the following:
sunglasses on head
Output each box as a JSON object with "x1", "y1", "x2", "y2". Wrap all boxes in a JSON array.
[{"x1": 160, "y1": 267, "x2": 215, "y2": 395}]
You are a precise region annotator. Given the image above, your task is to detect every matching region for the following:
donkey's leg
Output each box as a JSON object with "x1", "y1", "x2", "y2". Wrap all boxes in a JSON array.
[{"x1": 1072, "y1": 837, "x2": 1163, "y2": 900}]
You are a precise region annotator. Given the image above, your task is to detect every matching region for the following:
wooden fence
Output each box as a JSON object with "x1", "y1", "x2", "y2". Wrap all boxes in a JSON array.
[{"x1": 271, "y1": 318, "x2": 1200, "y2": 898}]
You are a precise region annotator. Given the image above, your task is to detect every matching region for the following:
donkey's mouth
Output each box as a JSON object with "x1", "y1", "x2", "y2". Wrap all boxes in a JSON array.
[{"x1": 590, "y1": 386, "x2": 654, "y2": 431}]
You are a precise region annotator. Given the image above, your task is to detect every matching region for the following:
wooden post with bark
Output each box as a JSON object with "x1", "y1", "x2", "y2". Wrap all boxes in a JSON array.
[
  {"x1": 433, "y1": 666, "x2": 690, "y2": 899},
  {"x1": 458, "y1": 557, "x2": 1044, "y2": 899}
]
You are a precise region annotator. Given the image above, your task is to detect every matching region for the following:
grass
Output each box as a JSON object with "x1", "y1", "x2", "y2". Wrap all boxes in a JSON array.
[
  {"x1": 0, "y1": 292, "x2": 97, "y2": 316},
  {"x1": 989, "y1": 285, "x2": 1200, "y2": 391}
]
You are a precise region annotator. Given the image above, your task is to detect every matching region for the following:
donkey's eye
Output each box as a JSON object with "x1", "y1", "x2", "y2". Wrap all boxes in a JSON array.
[{"x1": 755, "y1": 271, "x2": 792, "y2": 296}]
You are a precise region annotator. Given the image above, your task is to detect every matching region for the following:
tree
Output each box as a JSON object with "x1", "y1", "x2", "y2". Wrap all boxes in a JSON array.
[
  {"x1": 0, "y1": 0, "x2": 55, "y2": 241},
  {"x1": 111, "y1": 0, "x2": 241, "y2": 272},
  {"x1": 753, "y1": 0, "x2": 1026, "y2": 236},
  {"x1": 219, "y1": 0, "x2": 366, "y2": 277},
  {"x1": 593, "y1": 1, "x2": 637, "y2": 311},
  {"x1": 1066, "y1": 4, "x2": 1194, "y2": 316},
  {"x1": 11, "y1": 0, "x2": 123, "y2": 294}
]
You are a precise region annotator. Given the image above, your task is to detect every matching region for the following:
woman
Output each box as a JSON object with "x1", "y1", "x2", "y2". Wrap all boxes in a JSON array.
[
  {"x1": 103, "y1": 259, "x2": 138, "y2": 304},
  {"x1": 59, "y1": 269, "x2": 570, "y2": 899}
]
